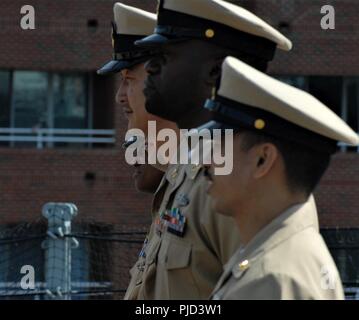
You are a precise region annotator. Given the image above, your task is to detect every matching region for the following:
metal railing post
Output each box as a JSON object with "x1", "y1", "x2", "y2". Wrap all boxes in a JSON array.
[{"x1": 41, "y1": 203, "x2": 79, "y2": 300}]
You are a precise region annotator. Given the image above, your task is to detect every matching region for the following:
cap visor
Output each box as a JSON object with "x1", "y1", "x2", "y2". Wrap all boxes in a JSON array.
[
  {"x1": 195, "y1": 120, "x2": 238, "y2": 132},
  {"x1": 97, "y1": 60, "x2": 132, "y2": 75},
  {"x1": 135, "y1": 33, "x2": 187, "y2": 47}
]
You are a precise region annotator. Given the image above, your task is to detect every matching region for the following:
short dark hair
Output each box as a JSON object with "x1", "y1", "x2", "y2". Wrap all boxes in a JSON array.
[{"x1": 239, "y1": 130, "x2": 332, "y2": 196}]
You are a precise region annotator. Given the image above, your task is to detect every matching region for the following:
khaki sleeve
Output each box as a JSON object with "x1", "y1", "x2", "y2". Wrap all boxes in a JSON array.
[{"x1": 197, "y1": 172, "x2": 242, "y2": 265}]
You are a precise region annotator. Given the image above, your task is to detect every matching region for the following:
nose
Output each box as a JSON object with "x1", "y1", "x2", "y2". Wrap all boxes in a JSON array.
[
  {"x1": 144, "y1": 55, "x2": 164, "y2": 75},
  {"x1": 115, "y1": 79, "x2": 128, "y2": 106}
]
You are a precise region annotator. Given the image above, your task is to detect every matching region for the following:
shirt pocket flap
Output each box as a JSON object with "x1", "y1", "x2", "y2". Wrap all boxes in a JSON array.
[{"x1": 166, "y1": 240, "x2": 192, "y2": 270}]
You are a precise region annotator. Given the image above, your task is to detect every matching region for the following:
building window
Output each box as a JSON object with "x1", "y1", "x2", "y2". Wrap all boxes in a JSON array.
[
  {"x1": 0, "y1": 71, "x2": 11, "y2": 128},
  {"x1": 276, "y1": 76, "x2": 359, "y2": 153},
  {"x1": 12, "y1": 71, "x2": 49, "y2": 130},
  {"x1": 53, "y1": 74, "x2": 88, "y2": 130},
  {"x1": 0, "y1": 70, "x2": 115, "y2": 149}
]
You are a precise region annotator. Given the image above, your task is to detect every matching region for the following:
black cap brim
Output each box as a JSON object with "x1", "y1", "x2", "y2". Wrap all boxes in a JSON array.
[
  {"x1": 196, "y1": 120, "x2": 238, "y2": 132},
  {"x1": 135, "y1": 33, "x2": 187, "y2": 48},
  {"x1": 97, "y1": 60, "x2": 133, "y2": 75}
]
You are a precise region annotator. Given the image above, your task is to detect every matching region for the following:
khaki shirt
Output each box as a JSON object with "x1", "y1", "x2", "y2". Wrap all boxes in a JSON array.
[
  {"x1": 211, "y1": 199, "x2": 344, "y2": 300},
  {"x1": 125, "y1": 162, "x2": 241, "y2": 300}
]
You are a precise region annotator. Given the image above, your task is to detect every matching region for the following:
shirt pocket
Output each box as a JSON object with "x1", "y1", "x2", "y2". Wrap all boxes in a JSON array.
[
  {"x1": 165, "y1": 238, "x2": 192, "y2": 270},
  {"x1": 160, "y1": 237, "x2": 201, "y2": 299}
]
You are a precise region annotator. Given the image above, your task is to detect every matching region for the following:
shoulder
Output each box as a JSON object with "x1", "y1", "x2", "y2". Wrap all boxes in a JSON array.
[
  {"x1": 247, "y1": 228, "x2": 344, "y2": 299},
  {"x1": 262, "y1": 227, "x2": 335, "y2": 275},
  {"x1": 225, "y1": 266, "x2": 343, "y2": 300}
]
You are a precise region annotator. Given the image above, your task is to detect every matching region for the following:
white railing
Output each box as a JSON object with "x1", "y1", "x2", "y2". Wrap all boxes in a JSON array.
[{"x1": 0, "y1": 128, "x2": 116, "y2": 149}]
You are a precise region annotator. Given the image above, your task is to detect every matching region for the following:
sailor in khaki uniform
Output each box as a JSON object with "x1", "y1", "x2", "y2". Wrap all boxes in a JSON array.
[
  {"x1": 96, "y1": 3, "x2": 178, "y2": 299},
  {"x1": 126, "y1": 0, "x2": 316, "y2": 300},
  {"x1": 199, "y1": 57, "x2": 359, "y2": 299}
]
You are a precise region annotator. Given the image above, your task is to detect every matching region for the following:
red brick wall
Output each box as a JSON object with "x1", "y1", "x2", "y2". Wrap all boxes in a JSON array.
[
  {"x1": 2, "y1": 0, "x2": 357, "y2": 74},
  {"x1": 316, "y1": 153, "x2": 359, "y2": 228},
  {"x1": 0, "y1": 0, "x2": 155, "y2": 72},
  {"x1": 0, "y1": 148, "x2": 153, "y2": 226},
  {"x1": 250, "y1": 0, "x2": 359, "y2": 76}
]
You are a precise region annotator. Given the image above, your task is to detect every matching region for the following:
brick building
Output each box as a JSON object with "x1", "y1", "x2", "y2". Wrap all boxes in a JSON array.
[{"x1": 0, "y1": 0, "x2": 358, "y2": 298}]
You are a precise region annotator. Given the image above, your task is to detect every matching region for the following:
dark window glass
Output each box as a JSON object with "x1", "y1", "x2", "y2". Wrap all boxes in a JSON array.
[
  {"x1": 12, "y1": 71, "x2": 48, "y2": 129},
  {"x1": 346, "y1": 80, "x2": 359, "y2": 133},
  {"x1": 53, "y1": 74, "x2": 88, "y2": 129},
  {"x1": 0, "y1": 71, "x2": 11, "y2": 127}
]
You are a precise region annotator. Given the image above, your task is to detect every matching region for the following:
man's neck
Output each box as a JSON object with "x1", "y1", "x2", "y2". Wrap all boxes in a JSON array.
[{"x1": 234, "y1": 191, "x2": 307, "y2": 247}]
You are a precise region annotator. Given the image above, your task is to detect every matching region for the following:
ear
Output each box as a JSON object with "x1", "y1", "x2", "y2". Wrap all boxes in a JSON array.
[{"x1": 252, "y1": 143, "x2": 279, "y2": 180}]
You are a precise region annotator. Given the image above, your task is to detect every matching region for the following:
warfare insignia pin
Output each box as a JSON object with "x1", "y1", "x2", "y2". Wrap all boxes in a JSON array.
[{"x1": 175, "y1": 194, "x2": 190, "y2": 207}]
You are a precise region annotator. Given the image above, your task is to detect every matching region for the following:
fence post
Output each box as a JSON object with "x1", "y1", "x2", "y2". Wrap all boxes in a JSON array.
[{"x1": 41, "y1": 203, "x2": 78, "y2": 300}]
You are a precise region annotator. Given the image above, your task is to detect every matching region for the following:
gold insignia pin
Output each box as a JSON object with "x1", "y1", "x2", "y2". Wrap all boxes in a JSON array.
[
  {"x1": 254, "y1": 119, "x2": 266, "y2": 130},
  {"x1": 239, "y1": 260, "x2": 250, "y2": 271},
  {"x1": 205, "y1": 29, "x2": 215, "y2": 38},
  {"x1": 171, "y1": 169, "x2": 178, "y2": 179}
]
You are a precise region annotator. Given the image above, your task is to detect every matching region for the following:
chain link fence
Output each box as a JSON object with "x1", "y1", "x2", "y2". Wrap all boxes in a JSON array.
[{"x1": 0, "y1": 203, "x2": 146, "y2": 300}]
